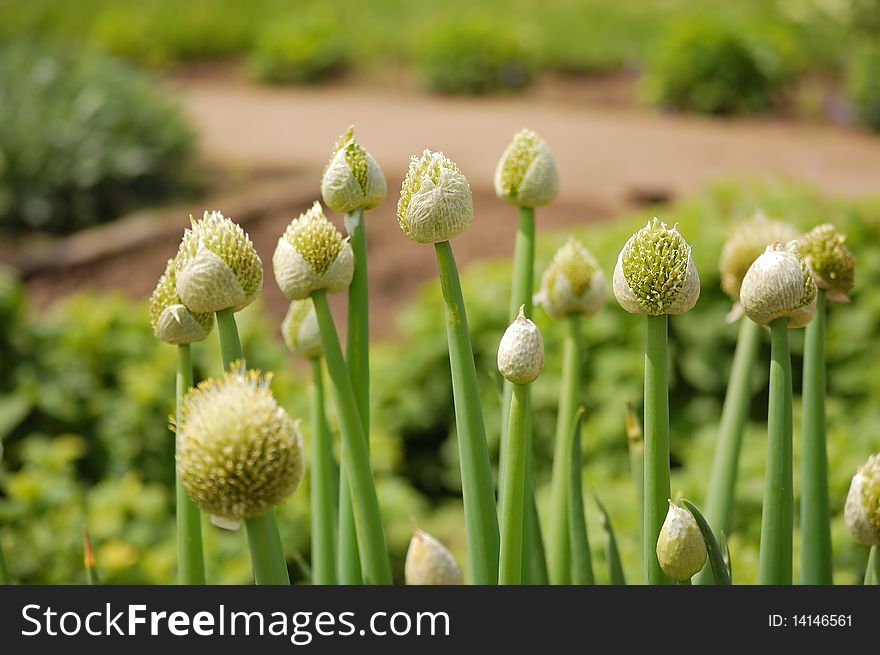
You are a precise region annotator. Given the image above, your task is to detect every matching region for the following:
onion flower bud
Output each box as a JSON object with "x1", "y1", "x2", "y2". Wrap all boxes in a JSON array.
[
  {"x1": 845, "y1": 453, "x2": 880, "y2": 547},
  {"x1": 150, "y1": 257, "x2": 214, "y2": 344},
  {"x1": 404, "y1": 529, "x2": 464, "y2": 585},
  {"x1": 281, "y1": 299, "x2": 322, "y2": 359},
  {"x1": 321, "y1": 126, "x2": 387, "y2": 214},
  {"x1": 656, "y1": 501, "x2": 707, "y2": 582},
  {"x1": 798, "y1": 223, "x2": 855, "y2": 304},
  {"x1": 497, "y1": 305, "x2": 544, "y2": 385},
  {"x1": 494, "y1": 128, "x2": 558, "y2": 208},
  {"x1": 535, "y1": 237, "x2": 605, "y2": 319},
  {"x1": 740, "y1": 242, "x2": 816, "y2": 328}
]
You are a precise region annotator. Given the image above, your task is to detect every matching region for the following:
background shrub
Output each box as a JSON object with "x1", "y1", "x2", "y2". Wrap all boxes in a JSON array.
[
  {"x1": 0, "y1": 42, "x2": 195, "y2": 234},
  {"x1": 848, "y1": 44, "x2": 880, "y2": 131},
  {"x1": 417, "y1": 22, "x2": 535, "y2": 95},
  {"x1": 643, "y1": 15, "x2": 794, "y2": 115}
]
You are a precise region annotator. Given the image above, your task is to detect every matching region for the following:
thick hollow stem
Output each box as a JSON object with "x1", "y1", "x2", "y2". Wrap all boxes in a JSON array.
[
  {"x1": 175, "y1": 344, "x2": 205, "y2": 585},
  {"x1": 310, "y1": 358, "x2": 337, "y2": 585},
  {"x1": 644, "y1": 314, "x2": 671, "y2": 585},
  {"x1": 215, "y1": 307, "x2": 288, "y2": 585},
  {"x1": 548, "y1": 314, "x2": 582, "y2": 584},
  {"x1": 434, "y1": 240, "x2": 500, "y2": 585},
  {"x1": 337, "y1": 472, "x2": 362, "y2": 584},
  {"x1": 758, "y1": 318, "x2": 793, "y2": 585},
  {"x1": 695, "y1": 318, "x2": 761, "y2": 585},
  {"x1": 800, "y1": 290, "x2": 832, "y2": 584},
  {"x1": 866, "y1": 546, "x2": 879, "y2": 585},
  {"x1": 245, "y1": 513, "x2": 291, "y2": 585},
  {"x1": 524, "y1": 457, "x2": 549, "y2": 585},
  {"x1": 311, "y1": 289, "x2": 391, "y2": 584},
  {"x1": 568, "y1": 408, "x2": 594, "y2": 585},
  {"x1": 499, "y1": 384, "x2": 530, "y2": 584}
]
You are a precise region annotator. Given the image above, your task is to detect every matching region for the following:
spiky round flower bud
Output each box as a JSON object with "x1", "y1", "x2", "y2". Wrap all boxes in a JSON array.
[
  {"x1": 494, "y1": 128, "x2": 559, "y2": 208},
  {"x1": 844, "y1": 453, "x2": 880, "y2": 547},
  {"x1": 798, "y1": 224, "x2": 855, "y2": 304},
  {"x1": 397, "y1": 150, "x2": 473, "y2": 244},
  {"x1": 177, "y1": 366, "x2": 304, "y2": 520},
  {"x1": 535, "y1": 237, "x2": 605, "y2": 319},
  {"x1": 613, "y1": 218, "x2": 700, "y2": 316},
  {"x1": 150, "y1": 258, "x2": 214, "y2": 344},
  {"x1": 273, "y1": 202, "x2": 354, "y2": 300},
  {"x1": 656, "y1": 501, "x2": 707, "y2": 582},
  {"x1": 281, "y1": 299, "x2": 322, "y2": 359},
  {"x1": 175, "y1": 210, "x2": 263, "y2": 314},
  {"x1": 740, "y1": 242, "x2": 816, "y2": 328},
  {"x1": 719, "y1": 211, "x2": 800, "y2": 313},
  {"x1": 497, "y1": 306, "x2": 544, "y2": 385},
  {"x1": 404, "y1": 529, "x2": 463, "y2": 585},
  {"x1": 321, "y1": 126, "x2": 387, "y2": 214}
]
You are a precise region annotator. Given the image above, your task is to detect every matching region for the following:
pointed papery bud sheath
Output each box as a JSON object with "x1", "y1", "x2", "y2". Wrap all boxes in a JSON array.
[
  {"x1": 177, "y1": 366, "x2": 305, "y2": 520},
  {"x1": 719, "y1": 211, "x2": 800, "y2": 308},
  {"x1": 174, "y1": 210, "x2": 263, "y2": 314},
  {"x1": 845, "y1": 453, "x2": 880, "y2": 547},
  {"x1": 273, "y1": 201, "x2": 355, "y2": 300},
  {"x1": 497, "y1": 306, "x2": 544, "y2": 385},
  {"x1": 799, "y1": 224, "x2": 855, "y2": 304},
  {"x1": 740, "y1": 241, "x2": 816, "y2": 328},
  {"x1": 494, "y1": 128, "x2": 559, "y2": 208},
  {"x1": 397, "y1": 150, "x2": 473, "y2": 244},
  {"x1": 404, "y1": 529, "x2": 464, "y2": 585},
  {"x1": 613, "y1": 218, "x2": 700, "y2": 316},
  {"x1": 281, "y1": 299, "x2": 322, "y2": 359},
  {"x1": 150, "y1": 258, "x2": 214, "y2": 344},
  {"x1": 656, "y1": 501, "x2": 708, "y2": 582},
  {"x1": 321, "y1": 126, "x2": 387, "y2": 214},
  {"x1": 536, "y1": 237, "x2": 605, "y2": 319}
]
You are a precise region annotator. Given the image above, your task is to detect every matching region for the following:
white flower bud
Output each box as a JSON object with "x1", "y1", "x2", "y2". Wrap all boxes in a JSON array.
[
  {"x1": 150, "y1": 258, "x2": 214, "y2": 344},
  {"x1": 740, "y1": 241, "x2": 816, "y2": 328},
  {"x1": 273, "y1": 202, "x2": 354, "y2": 300},
  {"x1": 497, "y1": 306, "x2": 544, "y2": 384},
  {"x1": 281, "y1": 299, "x2": 322, "y2": 359},
  {"x1": 321, "y1": 126, "x2": 387, "y2": 214},
  {"x1": 404, "y1": 529, "x2": 463, "y2": 585},
  {"x1": 535, "y1": 237, "x2": 605, "y2": 319},
  {"x1": 656, "y1": 501, "x2": 707, "y2": 582},
  {"x1": 845, "y1": 453, "x2": 880, "y2": 547},
  {"x1": 798, "y1": 224, "x2": 855, "y2": 304},
  {"x1": 397, "y1": 150, "x2": 473, "y2": 244},
  {"x1": 494, "y1": 128, "x2": 558, "y2": 208}
]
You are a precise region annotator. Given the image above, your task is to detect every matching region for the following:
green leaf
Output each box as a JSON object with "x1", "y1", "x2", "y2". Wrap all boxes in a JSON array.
[{"x1": 681, "y1": 499, "x2": 731, "y2": 585}]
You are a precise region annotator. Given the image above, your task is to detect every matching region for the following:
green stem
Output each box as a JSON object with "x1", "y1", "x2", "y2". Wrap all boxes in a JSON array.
[
  {"x1": 310, "y1": 358, "x2": 337, "y2": 585},
  {"x1": 499, "y1": 384, "x2": 530, "y2": 584},
  {"x1": 338, "y1": 208, "x2": 369, "y2": 585},
  {"x1": 216, "y1": 307, "x2": 288, "y2": 585},
  {"x1": 800, "y1": 290, "x2": 832, "y2": 584},
  {"x1": 866, "y1": 546, "x2": 879, "y2": 585},
  {"x1": 245, "y1": 514, "x2": 290, "y2": 585},
  {"x1": 548, "y1": 314, "x2": 582, "y2": 584},
  {"x1": 758, "y1": 318, "x2": 793, "y2": 585},
  {"x1": 644, "y1": 314, "x2": 671, "y2": 585},
  {"x1": 524, "y1": 463, "x2": 549, "y2": 584},
  {"x1": 311, "y1": 289, "x2": 391, "y2": 584},
  {"x1": 568, "y1": 407, "x2": 594, "y2": 585},
  {"x1": 434, "y1": 241, "x2": 500, "y2": 585},
  {"x1": 0, "y1": 538, "x2": 8, "y2": 584},
  {"x1": 625, "y1": 402, "x2": 644, "y2": 575},
  {"x1": 594, "y1": 494, "x2": 626, "y2": 585},
  {"x1": 176, "y1": 344, "x2": 205, "y2": 585}
]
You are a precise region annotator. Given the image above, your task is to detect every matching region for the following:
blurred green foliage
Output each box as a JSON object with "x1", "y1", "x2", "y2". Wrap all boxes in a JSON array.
[
  {"x1": 1, "y1": 182, "x2": 879, "y2": 584},
  {"x1": 0, "y1": 42, "x2": 194, "y2": 234},
  {"x1": 848, "y1": 43, "x2": 880, "y2": 131}
]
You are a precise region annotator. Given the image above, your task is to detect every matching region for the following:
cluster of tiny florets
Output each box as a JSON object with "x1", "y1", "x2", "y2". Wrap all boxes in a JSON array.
[
  {"x1": 497, "y1": 129, "x2": 541, "y2": 199},
  {"x1": 149, "y1": 258, "x2": 213, "y2": 344},
  {"x1": 397, "y1": 150, "x2": 463, "y2": 224},
  {"x1": 281, "y1": 202, "x2": 345, "y2": 275},
  {"x1": 799, "y1": 224, "x2": 855, "y2": 301},
  {"x1": 621, "y1": 219, "x2": 691, "y2": 314}
]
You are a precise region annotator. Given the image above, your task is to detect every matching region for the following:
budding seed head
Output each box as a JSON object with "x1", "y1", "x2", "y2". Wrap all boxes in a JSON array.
[
  {"x1": 273, "y1": 201, "x2": 355, "y2": 300},
  {"x1": 656, "y1": 501, "x2": 707, "y2": 582},
  {"x1": 404, "y1": 529, "x2": 464, "y2": 585},
  {"x1": 177, "y1": 366, "x2": 305, "y2": 520},
  {"x1": 497, "y1": 306, "x2": 544, "y2": 385},
  {"x1": 740, "y1": 241, "x2": 816, "y2": 328},
  {"x1": 321, "y1": 126, "x2": 387, "y2": 214},
  {"x1": 494, "y1": 128, "x2": 559, "y2": 208},
  {"x1": 845, "y1": 453, "x2": 880, "y2": 547},
  {"x1": 536, "y1": 237, "x2": 605, "y2": 319},
  {"x1": 281, "y1": 299, "x2": 322, "y2": 359},
  {"x1": 613, "y1": 218, "x2": 700, "y2": 316},
  {"x1": 719, "y1": 211, "x2": 800, "y2": 312},
  {"x1": 150, "y1": 258, "x2": 214, "y2": 344},
  {"x1": 175, "y1": 210, "x2": 263, "y2": 314},
  {"x1": 397, "y1": 150, "x2": 473, "y2": 244},
  {"x1": 798, "y1": 224, "x2": 855, "y2": 303}
]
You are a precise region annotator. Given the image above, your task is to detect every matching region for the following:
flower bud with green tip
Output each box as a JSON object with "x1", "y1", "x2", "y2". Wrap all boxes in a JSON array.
[
  {"x1": 150, "y1": 258, "x2": 214, "y2": 345},
  {"x1": 494, "y1": 128, "x2": 558, "y2": 208},
  {"x1": 497, "y1": 305, "x2": 544, "y2": 385},
  {"x1": 281, "y1": 299, "x2": 322, "y2": 359},
  {"x1": 175, "y1": 210, "x2": 263, "y2": 314},
  {"x1": 798, "y1": 224, "x2": 855, "y2": 304},
  {"x1": 719, "y1": 211, "x2": 800, "y2": 319},
  {"x1": 845, "y1": 454, "x2": 880, "y2": 547},
  {"x1": 404, "y1": 529, "x2": 464, "y2": 585},
  {"x1": 656, "y1": 501, "x2": 707, "y2": 582},
  {"x1": 740, "y1": 242, "x2": 817, "y2": 328},
  {"x1": 397, "y1": 150, "x2": 473, "y2": 244},
  {"x1": 535, "y1": 237, "x2": 605, "y2": 319},
  {"x1": 321, "y1": 126, "x2": 387, "y2": 214},
  {"x1": 177, "y1": 366, "x2": 305, "y2": 521},
  {"x1": 613, "y1": 218, "x2": 700, "y2": 316},
  {"x1": 273, "y1": 202, "x2": 354, "y2": 300}
]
